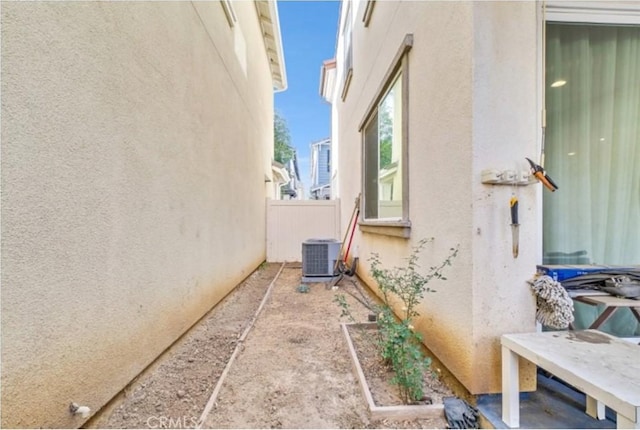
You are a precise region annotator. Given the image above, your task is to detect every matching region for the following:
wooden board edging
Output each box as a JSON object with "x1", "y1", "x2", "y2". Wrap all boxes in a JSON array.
[{"x1": 340, "y1": 322, "x2": 445, "y2": 421}]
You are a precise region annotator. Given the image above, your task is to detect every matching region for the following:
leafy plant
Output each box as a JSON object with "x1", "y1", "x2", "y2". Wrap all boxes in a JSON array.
[
  {"x1": 274, "y1": 111, "x2": 294, "y2": 164},
  {"x1": 336, "y1": 239, "x2": 458, "y2": 404}
]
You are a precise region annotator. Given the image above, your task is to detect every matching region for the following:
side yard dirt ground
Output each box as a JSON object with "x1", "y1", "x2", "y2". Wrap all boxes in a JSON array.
[{"x1": 90, "y1": 263, "x2": 465, "y2": 429}]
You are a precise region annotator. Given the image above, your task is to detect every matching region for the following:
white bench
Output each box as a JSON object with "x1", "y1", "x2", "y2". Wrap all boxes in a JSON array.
[{"x1": 501, "y1": 330, "x2": 640, "y2": 429}]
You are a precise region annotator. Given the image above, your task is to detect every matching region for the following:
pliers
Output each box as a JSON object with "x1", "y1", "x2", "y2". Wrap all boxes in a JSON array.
[{"x1": 526, "y1": 158, "x2": 558, "y2": 192}]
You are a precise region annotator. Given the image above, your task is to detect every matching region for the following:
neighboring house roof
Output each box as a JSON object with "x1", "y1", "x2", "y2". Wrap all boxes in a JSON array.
[
  {"x1": 271, "y1": 161, "x2": 290, "y2": 184},
  {"x1": 310, "y1": 183, "x2": 331, "y2": 193},
  {"x1": 255, "y1": 1, "x2": 287, "y2": 92},
  {"x1": 311, "y1": 137, "x2": 331, "y2": 147},
  {"x1": 319, "y1": 59, "x2": 336, "y2": 102}
]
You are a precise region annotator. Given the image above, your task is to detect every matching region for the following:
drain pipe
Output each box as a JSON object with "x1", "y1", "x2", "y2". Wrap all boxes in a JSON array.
[{"x1": 196, "y1": 262, "x2": 286, "y2": 428}]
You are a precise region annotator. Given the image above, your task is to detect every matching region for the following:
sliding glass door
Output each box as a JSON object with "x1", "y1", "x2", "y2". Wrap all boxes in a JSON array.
[{"x1": 543, "y1": 23, "x2": 640, "y2": 266}]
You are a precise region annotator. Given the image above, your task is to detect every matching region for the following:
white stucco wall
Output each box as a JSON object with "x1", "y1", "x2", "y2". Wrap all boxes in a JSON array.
[
  {"x1": 1, "y1": 2, "x2": 276, "y2": 427},
  {"x1": 334, "y1": 1, "x2": 538, "y2": 394}
]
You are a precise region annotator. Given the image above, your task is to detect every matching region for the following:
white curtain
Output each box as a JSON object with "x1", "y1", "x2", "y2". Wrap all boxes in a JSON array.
[{"x1": 544, "y1": 23, "x2": 640, "y2": 265}]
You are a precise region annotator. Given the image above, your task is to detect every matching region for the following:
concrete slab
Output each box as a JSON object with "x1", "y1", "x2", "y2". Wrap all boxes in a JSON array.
[{"x1": 478, "y1": 372, "x2": 616, "y2": 429}]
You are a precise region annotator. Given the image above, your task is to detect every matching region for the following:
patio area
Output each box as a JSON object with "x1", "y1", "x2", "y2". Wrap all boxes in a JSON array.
[{"x1": 478, "y1": 371, "x2": 618, "y2": 429}]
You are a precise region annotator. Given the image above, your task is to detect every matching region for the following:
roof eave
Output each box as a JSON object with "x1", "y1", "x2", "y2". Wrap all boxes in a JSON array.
[
  {"x1": 256, "y1": 1, "x2": 288, "y2": 92},
  {"x1": 272, "y1": 161, "x2": 291, "y2": 184},
  {"x1": 319, "y1": 59, "x2": 336, "y2": 101}
]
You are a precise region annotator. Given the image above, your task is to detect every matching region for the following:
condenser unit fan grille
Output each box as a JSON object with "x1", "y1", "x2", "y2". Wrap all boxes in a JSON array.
[
  {"x1": 301, "y1": 239, "x2": 341, "y2": 278},
  {"x1": 303, "y1": 244, "x2": 330, "y2": 275}
]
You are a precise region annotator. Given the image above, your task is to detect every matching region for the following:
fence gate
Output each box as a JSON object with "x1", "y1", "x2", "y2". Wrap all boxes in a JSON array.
[{"x1": 266, "y1": 199, "x2": 341, "y2": 262}]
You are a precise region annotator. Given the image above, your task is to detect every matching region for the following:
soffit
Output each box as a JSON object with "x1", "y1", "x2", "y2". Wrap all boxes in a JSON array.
[{"x1": 255, "y1": 1, "x2": 288, "y2": 91}]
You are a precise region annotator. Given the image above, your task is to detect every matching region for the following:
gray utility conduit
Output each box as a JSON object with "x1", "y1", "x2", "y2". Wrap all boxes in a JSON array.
[{"x1": 196, "y1": 262, "x2": 286, "y2": 428}]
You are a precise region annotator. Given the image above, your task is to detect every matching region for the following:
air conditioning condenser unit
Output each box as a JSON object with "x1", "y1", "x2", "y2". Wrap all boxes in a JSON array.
[{"x1": 301, "y1": 239, "x2": 341, "y2": 282}]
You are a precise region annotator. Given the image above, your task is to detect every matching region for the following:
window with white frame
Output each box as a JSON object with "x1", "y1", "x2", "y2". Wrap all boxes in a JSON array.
[
  {"x1": 341, "y1": 2, "x2": 353, "y2": 100},
  {"x1": 360, "y1": 35, "x2": 413, "y2": 226},
  {"x1": 542, "y1": 6, "x2": 640, "y2": 266}
]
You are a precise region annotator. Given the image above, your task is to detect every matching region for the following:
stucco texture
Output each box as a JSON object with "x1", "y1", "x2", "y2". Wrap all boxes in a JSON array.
[
  {"x1": 334, "y1": 1, "x2": 538, "y2": 394},
  {"x1": 1, "y1": 2, "x2": 275, "y2": 427}
]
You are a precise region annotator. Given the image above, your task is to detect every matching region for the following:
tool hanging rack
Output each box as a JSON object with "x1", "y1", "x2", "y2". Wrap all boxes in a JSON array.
[{"x1": 480, "y1": 2, "x2": 559, "y2": 192}]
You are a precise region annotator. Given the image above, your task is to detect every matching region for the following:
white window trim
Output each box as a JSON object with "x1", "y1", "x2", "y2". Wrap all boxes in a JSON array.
[{"x1": 545, "y1": 1, "x2": 640, "y2": 25}]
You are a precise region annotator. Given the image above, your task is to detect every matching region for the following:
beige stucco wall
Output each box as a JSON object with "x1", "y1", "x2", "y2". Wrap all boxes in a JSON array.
[
  {"x1": 334, "y1": 1, "x2": 538, "y2": 394},
  {"x1": 1, "y1": 2, "x2": 276, "y2": 427}
]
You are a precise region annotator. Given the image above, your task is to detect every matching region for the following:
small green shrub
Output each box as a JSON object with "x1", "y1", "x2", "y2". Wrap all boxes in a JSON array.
[{"x1": 336, "y1": 238, "x2": 458, "y2": 404}]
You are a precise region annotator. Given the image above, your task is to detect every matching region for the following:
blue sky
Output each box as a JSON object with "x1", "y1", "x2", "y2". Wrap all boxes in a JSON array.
[{"x1": 275, "y1": 0, "x2": 340, "y2": 195}]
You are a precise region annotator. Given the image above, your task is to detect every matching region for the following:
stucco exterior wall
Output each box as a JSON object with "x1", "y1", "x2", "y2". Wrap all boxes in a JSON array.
[
  {"x1": 1, "y1": 2, "x2": 276, "y2": 427},
  {"x1": 469, "y1": 2, "x2": 539, "y2": 394},
  {"x1": 334, "y1": 1, "x2": 538, "y2": 394}
]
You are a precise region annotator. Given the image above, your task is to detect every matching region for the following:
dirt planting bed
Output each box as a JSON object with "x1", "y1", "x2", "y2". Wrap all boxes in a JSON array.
[{"x1": 91, "y1": 263, "x2": 459, "y2": 429}]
